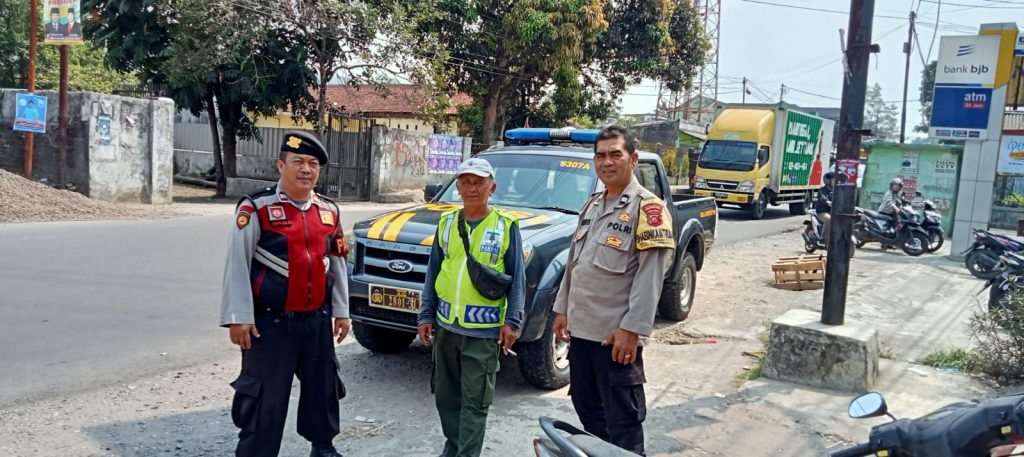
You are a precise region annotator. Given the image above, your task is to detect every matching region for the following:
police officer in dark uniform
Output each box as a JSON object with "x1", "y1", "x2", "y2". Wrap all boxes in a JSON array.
[
  {"x1": 220, "y1": 130, "x2": 350, "y2": 457},
  {"x1": 552, "y1": 126, "x2": 675, "y2": 456}
]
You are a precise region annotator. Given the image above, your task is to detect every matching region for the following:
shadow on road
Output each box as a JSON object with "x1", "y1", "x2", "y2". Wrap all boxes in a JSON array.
[{"x1": 716, "y1": 207, "x2": 799, "y2": 222}]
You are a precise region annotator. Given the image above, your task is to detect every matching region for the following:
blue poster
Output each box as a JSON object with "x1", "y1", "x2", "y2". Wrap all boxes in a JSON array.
[
  {"x1": 13, "y1": 93, "x2": 47, "y2": 133},
  {"x1": 929, "y1": 86, "x2": 992, "y2": 139}
]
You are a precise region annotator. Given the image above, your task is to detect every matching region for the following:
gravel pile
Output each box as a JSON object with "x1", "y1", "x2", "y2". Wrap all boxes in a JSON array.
[{"x1": 0, "y1": 169, "x2": 180, "y2": 223}]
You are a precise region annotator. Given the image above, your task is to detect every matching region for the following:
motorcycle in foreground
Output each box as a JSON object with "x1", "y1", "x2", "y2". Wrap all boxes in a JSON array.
[
  {"x1": 534, "y1": 417, "x2": 639, "y2": 457},
  {"x1": 802, "y1": 209, "x2": 855, "y2": 258},
  {"x1": 831, "y1": 392, "x2": 1024, "y2": 457},
  {"x1": 853, "y1": 203, "x2": 929, "y2": 256},
  {"x1": 965, "y1": 228, "x2": 1024, "y2": 279}
]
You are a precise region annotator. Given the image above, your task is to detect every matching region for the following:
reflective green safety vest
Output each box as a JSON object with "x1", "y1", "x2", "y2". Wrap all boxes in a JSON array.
[{"x1": 434, "y1": 208, "x2": 515, "y2": 329}]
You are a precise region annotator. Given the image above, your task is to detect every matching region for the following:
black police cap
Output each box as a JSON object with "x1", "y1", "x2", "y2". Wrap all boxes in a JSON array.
[{"x1": 280, "y1": 130, "x2": 328, "y2": 165}]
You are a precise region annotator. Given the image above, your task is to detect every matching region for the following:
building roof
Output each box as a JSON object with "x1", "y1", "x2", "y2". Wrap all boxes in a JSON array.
[{"x1": 324, "y1": 84, "x2": 473, "y2": 116}]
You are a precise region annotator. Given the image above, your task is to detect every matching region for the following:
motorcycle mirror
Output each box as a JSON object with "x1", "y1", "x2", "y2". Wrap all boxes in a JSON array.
[{"x1": 848, "y1": 392, "x2": 888, "y2": 419}]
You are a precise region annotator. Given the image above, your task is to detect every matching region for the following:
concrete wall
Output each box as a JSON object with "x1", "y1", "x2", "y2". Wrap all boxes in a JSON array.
[
  {"x1": 369, "y1": 126, "x2": 470, "y2": 201},
  {"x1": 0, "y1": 90, "x2": 174, "y2": 204}
]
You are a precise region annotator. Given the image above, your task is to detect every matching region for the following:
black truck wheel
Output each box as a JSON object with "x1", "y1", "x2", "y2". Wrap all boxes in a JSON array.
[
  {"x1": 789, "y1": 191, "x2": 811, "y2": 216},
  {"x1": 517, "y1": 312, "x2": 571, "y2": 390},
  {"x1": 658, "y1": 252, "x2": 697, "y2": 321},
  {"x1": 352, "y1": 321, "x2": 416, "y2": 354},
  {"x1": 748, "y1": 191, "x2": 767, "y2": 220}
]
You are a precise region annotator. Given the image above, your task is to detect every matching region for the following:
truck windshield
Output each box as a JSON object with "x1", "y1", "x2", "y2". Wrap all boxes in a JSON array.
[
  {"x1": 699, "y1": 140, "x2": 757, "y2": 171},
  {"x1": 438, "y1": 154, "x2": 597, "y2": 214}
]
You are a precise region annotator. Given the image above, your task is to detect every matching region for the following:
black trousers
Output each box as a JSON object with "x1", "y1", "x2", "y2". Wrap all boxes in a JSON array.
[
  {"x1": 568, "y1": 337, "x2": 647, "y2": 456},
  {"x1": 231, "y1": 311, "x2": 344, "y2": 457}
]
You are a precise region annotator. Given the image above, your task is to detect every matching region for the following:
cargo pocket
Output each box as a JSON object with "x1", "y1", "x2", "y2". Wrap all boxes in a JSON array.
[
  {"x1": 608, "y1": 358, "x2": 647, "y2": 426},
  {"x1": 230, "y1": 375, "x2": 262, "y2": 433},
  {"x1": 482, "y1": 345, "x2": 500, "y2": 407},
  {"x1": 333, "y1": 357, "x2": 347, "y2": 401}
]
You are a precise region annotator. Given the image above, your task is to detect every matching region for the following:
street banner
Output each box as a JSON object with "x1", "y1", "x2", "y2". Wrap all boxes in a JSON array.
[
  {"x1": 43, "y1": 0, "x2": 83, "y2": 45},
  {"x1": 998, "y1": 135, "x2": 1024, "y2": 175},
  {"x1": 13, "y1": 93, "x2": 47, "y2": 133},
  {"x1": 428, "y1": 134, "x2": 463, "y2": 174},
  {"x1": 929, "y1": 35, "x2": 1002, "y2": 140}
]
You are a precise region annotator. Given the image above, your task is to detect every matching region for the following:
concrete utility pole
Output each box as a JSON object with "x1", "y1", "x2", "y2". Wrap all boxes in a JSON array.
[
  {"x1": 779, "y1": 83, "x2": 787, "y2": 103},
  {"x1": 822, "y1": 0, "x2": 879, "y2": 325},
  {"x1": 24, "y1": 0, "x2": 38, "y2": 180},
  {"x1": 742, "y1": 77, "x2": 748, "y2": 104},
  {"x1": 899, "y1": 10, "x2": 916, "y2": 144},
  {"x1": 58, "y1": 45, "x2": 69, "y2": 187}
]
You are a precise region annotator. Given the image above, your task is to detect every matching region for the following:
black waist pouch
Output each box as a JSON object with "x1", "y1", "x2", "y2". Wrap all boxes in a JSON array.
[{"x1": 457, "y1": 210, "x2": 512, "y2": 301}]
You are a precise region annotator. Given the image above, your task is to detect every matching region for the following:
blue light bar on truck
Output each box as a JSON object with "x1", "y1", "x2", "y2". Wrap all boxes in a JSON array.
[{"x1": 504, "y1": 128, "x2": 600, "y2": 144}]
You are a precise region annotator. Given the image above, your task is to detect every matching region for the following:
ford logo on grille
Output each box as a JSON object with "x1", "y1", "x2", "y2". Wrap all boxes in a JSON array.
[{"x1": 387, "y1": 259, "x2": 414, "y2": 274}]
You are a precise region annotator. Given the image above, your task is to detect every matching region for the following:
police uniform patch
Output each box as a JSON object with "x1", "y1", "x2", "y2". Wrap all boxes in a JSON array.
[
  {"x1": 642, "y1": 203, "x2": 664, "y2": 226},
  {"x1": 618, "y1": 212, "x2": 632, "y2": 223},
  {"x1": 269, "y1": 205, "x2": 287, "y2": 221},
  {"x1": 636, "y1": 198, "x2": 674, "y2": 251},
  {"x1": 618, "y1": 195, "x2": 631, "y2": 206},
  {"x1": 332, "y1": 235, "x2": 349, "y2": 257},
  {"x1": 604, "y1": 236, "x2": 623, "y2": 248},
  {"x1": 236, "y1": 212, "x2": 250, "y2": 229},
  {"x1": 319, "y1": 210, "x2": 335, "y2": 226}
]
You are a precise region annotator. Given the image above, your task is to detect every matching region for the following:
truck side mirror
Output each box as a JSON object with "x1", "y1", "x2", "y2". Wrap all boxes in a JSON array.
[
  {"x1": 757, "y1": 147, "x2": 769, "y2": 166},
  {"x1": 424, "y1": 183, "x2": 444, "y2": 201}
]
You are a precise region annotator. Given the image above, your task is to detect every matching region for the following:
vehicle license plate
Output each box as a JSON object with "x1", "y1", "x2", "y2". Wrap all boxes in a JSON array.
[{"x1": 369, "y1": 284, "x2": 421, "y2": 313}]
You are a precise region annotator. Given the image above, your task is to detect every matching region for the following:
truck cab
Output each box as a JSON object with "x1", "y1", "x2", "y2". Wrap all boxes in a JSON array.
[
  {"x1": 344, "y1": 128, "x2": 717, "y2": 389},
  {"x1": 694, "y1": 105, "x2": 834, "y2": 219}
]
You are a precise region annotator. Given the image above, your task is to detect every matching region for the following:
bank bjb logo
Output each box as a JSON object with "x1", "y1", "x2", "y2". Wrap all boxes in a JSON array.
[{"x1": 944, "y1": 63, "x2": 990, "y2": 76}]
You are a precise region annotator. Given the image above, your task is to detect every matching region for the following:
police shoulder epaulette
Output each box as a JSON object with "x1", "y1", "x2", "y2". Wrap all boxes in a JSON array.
[
  {"x1": 317, "y1": 193, "x2": 339, "y2": 211},
  {"x1": 635, "y1": 197, "x2": 674, "y2": 251}
]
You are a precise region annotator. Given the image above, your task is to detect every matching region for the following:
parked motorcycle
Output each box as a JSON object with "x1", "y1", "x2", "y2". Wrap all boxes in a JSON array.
[
  {"x1": 535, "y1": 417, "x2": 639, "y2": 457},
  {"x1": 964, "y1": 229, "x2": 1024, "y2": 279},
  {"x1": 831, "y1": 392, "x2": 1024, "y2": 457},
  {"x1": 852, "y1": 203, "x2": 929, "y2": 256},
  {"x1": 802, "y1": 210, "x2": 855, "y2": 258},
  {"x1": 921, "y1": 199, "x2": 944, "y2": 253},
  {"x1": 982, "y1": 252, "x2": 1024, "y2": 328}
]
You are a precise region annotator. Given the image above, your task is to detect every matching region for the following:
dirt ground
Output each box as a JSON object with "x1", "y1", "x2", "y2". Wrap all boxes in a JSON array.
[{"x1": 0, "y1": 228, "x2": 997, "y2": 456}]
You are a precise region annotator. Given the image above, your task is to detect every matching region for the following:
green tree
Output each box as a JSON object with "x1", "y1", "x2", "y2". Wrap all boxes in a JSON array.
[
  {"x1": 84, "y1": 0, "x2": 319, "y2": 195},
  {"x1": 865, "y1": 83, "x2": 899, "y2": 141},
  {"x1": 0, "y1": 0, "x2": 135, "y2": 92},
  {"x1": 914, "y1": 61, "x2": 937, "y2": 133},
  {"x1": 413, "y1": 0, "x2": 707, "y2": 143}
]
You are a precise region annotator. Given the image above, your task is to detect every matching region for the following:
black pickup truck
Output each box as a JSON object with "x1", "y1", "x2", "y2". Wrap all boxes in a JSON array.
[{"x1": 344, "y1": 128, "x2": 717, "y2": 389}]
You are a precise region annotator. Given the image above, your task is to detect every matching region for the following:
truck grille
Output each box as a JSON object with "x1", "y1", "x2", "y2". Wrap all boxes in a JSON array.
[
  {"x1": 350, "y1": 296, "x2": 419, "y2": 327},
  {"x1": 705, "y1": 180, "x2": 738, "y2": 191},
  {"x1": 357, "y1": 238, "x2": 432, "y2": 284}
]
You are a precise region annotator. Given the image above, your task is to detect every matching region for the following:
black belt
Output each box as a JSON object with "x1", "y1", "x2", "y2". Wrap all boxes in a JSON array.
[{"x1": 256, "y1": 306, "x2": 328, "y2": 319}]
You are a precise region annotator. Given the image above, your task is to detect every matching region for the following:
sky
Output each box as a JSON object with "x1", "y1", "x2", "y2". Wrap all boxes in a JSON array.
[{"x1": 619, "y1": 0, "x2": 1023, "y2": 137}]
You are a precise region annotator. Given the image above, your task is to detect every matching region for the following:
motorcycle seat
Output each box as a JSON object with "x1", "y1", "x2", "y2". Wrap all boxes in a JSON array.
[
  {"x1": 861, "y1": 210, "x2": 893, "y2": 221},
  {"x1": 568, "y1": 435, "x2": 641, "y2": 457}
]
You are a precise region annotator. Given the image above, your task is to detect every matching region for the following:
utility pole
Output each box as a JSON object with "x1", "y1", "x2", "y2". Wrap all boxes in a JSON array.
[
  {"x1": 58, "y1": 45, "x2": 69, "y2": 187},
  {"x1": 780, "y1": 83, "x2": 787, "y2": 103},
  {"x1": 742, "y1": 77, "x2": 748, "y2": 104},
  {"x1": 24, "y1": 0, "x2": 38, "y2": 180},
  {"x1": 899, "y1": 10, "x2": 916, "y2": 144},
  {"x1": 822, "y1": 0, "x2": 879, "y2": 325}
]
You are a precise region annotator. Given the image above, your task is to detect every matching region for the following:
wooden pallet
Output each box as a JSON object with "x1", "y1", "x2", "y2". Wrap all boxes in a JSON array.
[{"x1": 772, "y1": 254, "x2": 827, "y2": 291}]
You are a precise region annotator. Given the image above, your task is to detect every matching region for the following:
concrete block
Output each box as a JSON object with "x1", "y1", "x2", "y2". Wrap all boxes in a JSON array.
[
  {"x1": 763, "y1": 309, "x2": 879, "y2": 392},
  {"x1": 227, "y1": 177, "x2": 277, "y2": 198}
]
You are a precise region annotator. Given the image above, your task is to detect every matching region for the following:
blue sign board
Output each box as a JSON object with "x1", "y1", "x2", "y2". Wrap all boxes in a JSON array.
[
  {"x1": 929, "y1": 86, "x2": 992, "y2": 139},
  {"x1": 13, "y1": 93, "x2": 47, "y2": 134}
]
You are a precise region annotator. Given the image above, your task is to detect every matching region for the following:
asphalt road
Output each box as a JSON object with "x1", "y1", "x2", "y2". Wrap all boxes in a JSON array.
[{"x1": 0, "y1": 205, "x2": 802, "y2": 407}]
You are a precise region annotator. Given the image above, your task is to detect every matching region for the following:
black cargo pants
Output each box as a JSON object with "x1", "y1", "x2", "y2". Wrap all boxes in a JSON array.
[
  {"x1": 568, "y1": 337, "x2": 647, "y2": 456},
  {"x1": 230, "y1": 309, "x2": 345, "y2": 457}
]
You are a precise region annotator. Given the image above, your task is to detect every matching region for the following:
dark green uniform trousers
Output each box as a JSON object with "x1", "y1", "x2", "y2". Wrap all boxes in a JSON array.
[{"x1": 432, "y1": 326, "x2": 499, "y2": 457}]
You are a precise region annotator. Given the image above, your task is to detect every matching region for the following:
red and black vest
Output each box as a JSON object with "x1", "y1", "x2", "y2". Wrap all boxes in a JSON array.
[{"x1": 239, "y1": 188, "x2": 346, "y2": 314}]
